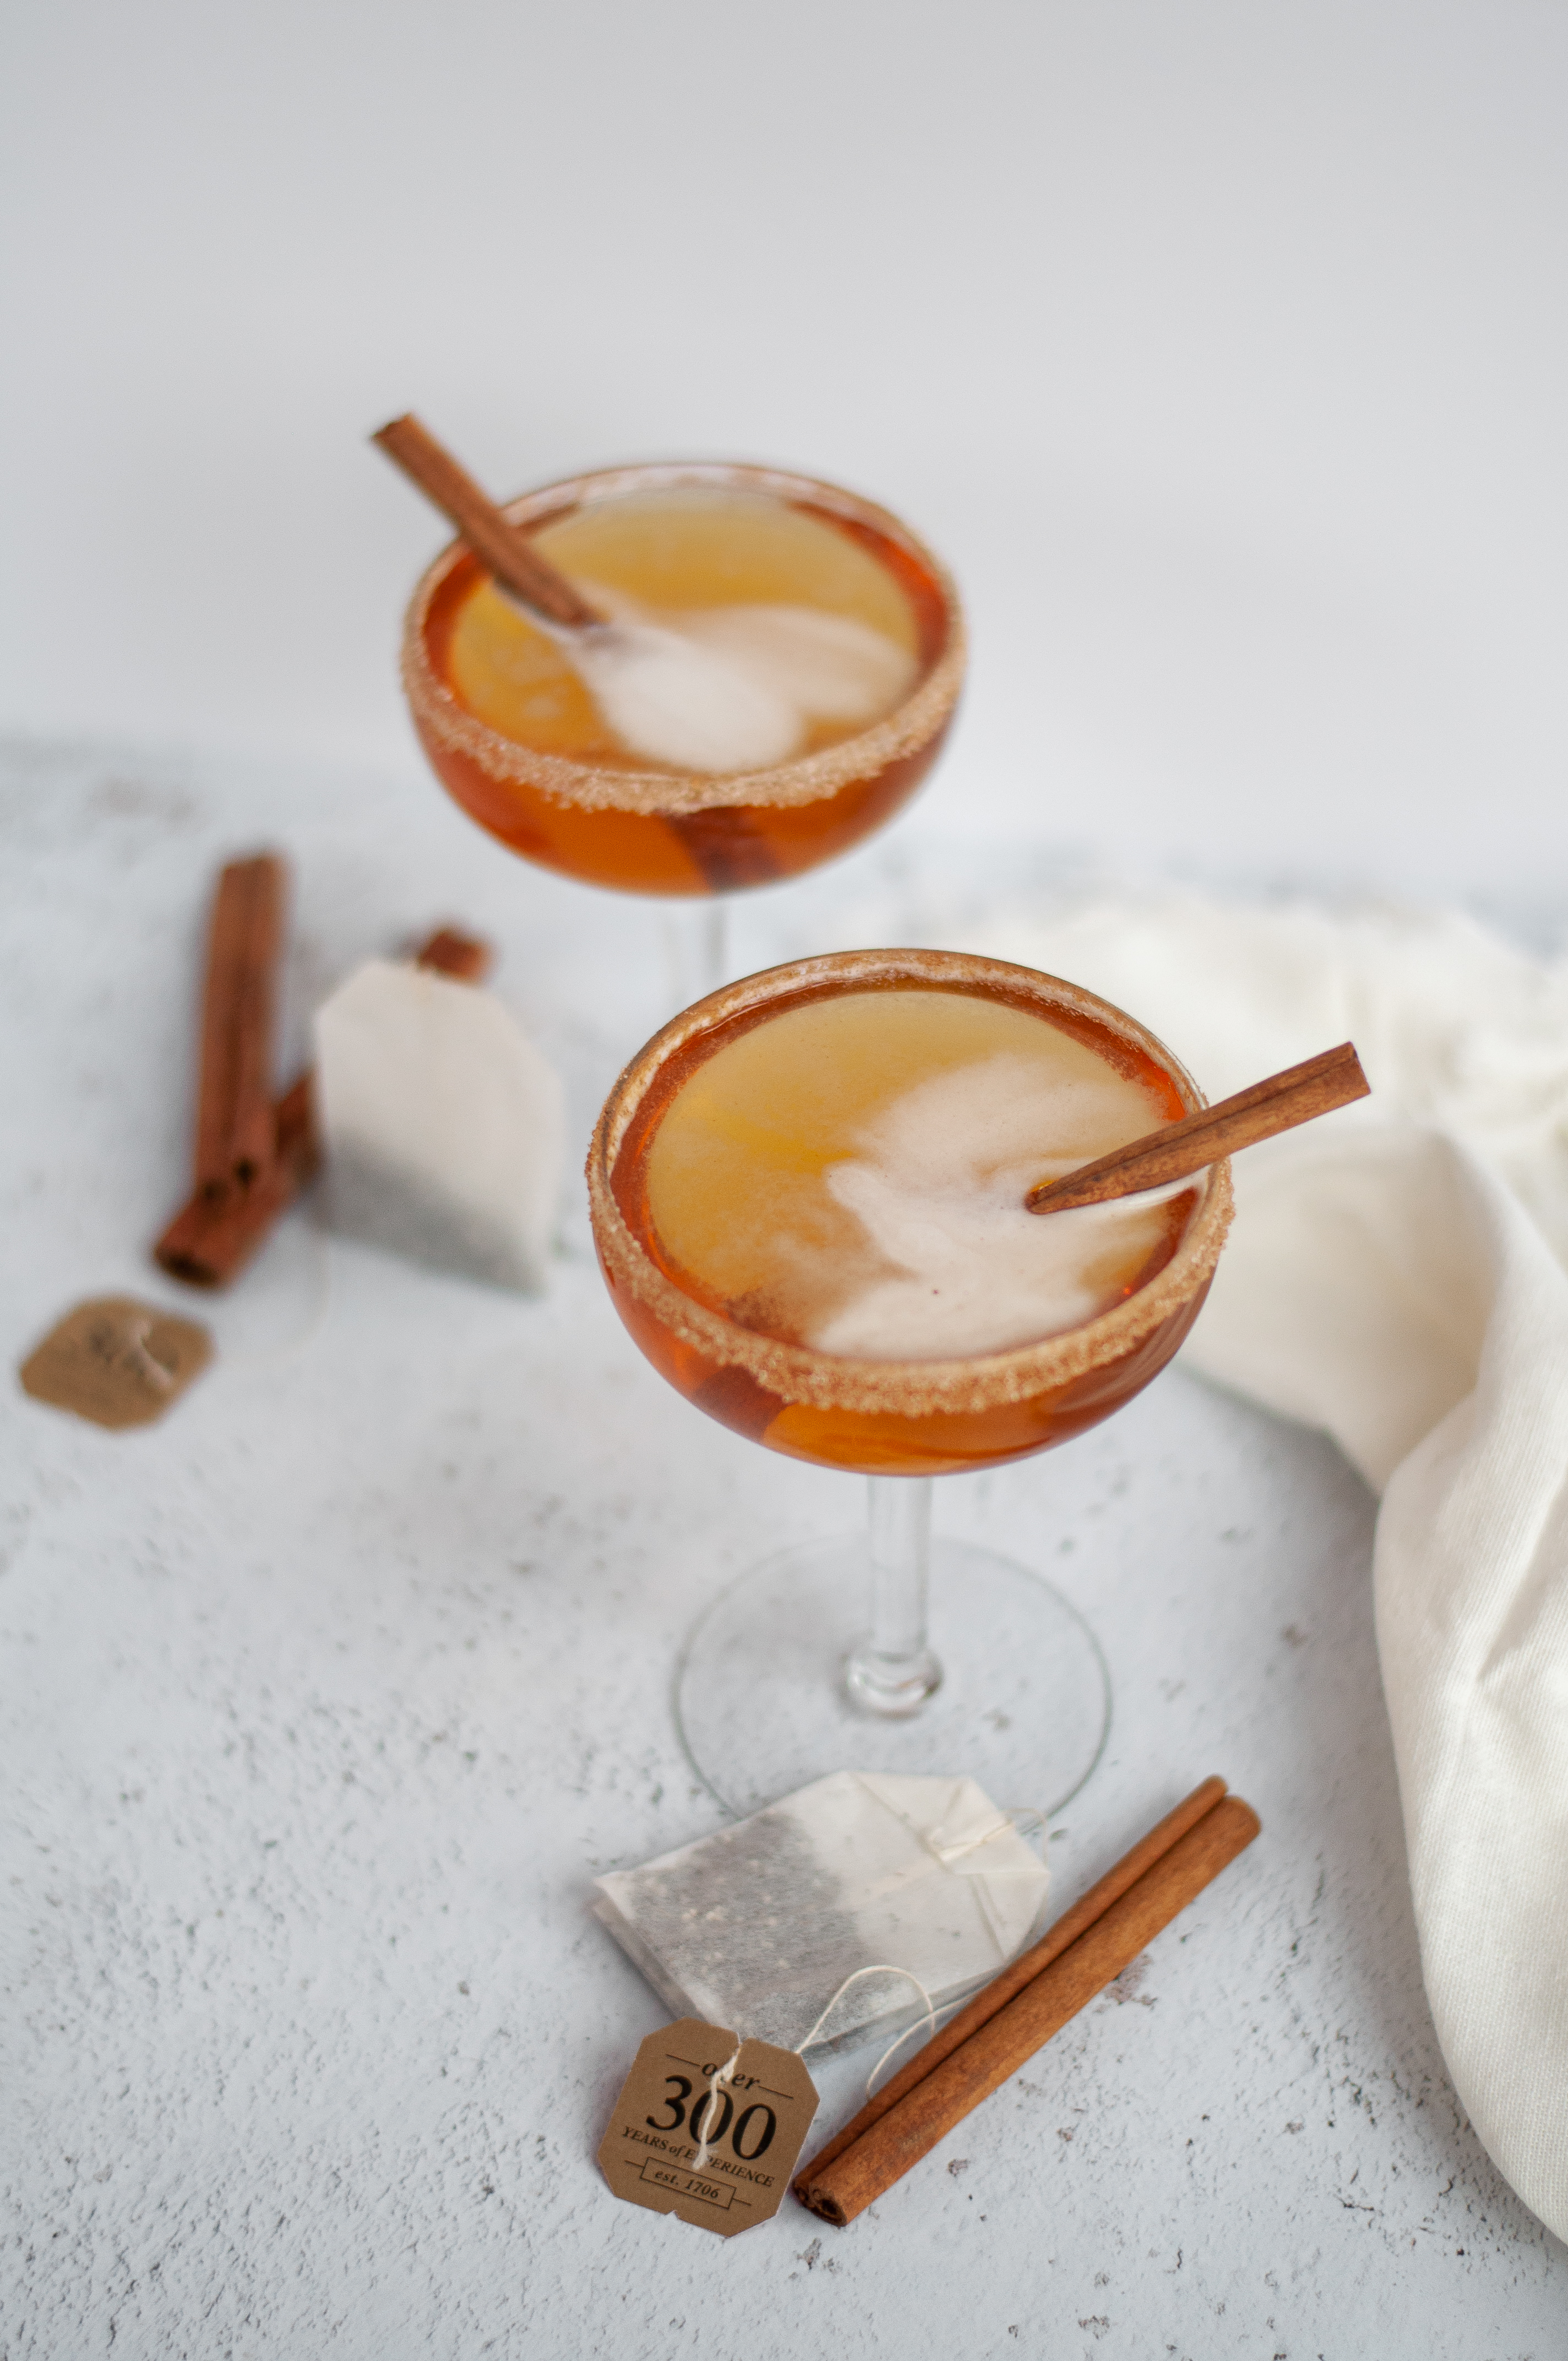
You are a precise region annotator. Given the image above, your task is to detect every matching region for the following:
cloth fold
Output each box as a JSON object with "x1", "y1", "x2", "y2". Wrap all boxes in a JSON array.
[{"x1": 975, "y1": 893, "x2": 1568, "y2": 2243}]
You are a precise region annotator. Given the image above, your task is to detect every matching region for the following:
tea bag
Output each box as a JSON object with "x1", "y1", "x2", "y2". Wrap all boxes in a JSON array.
[
  {"x1": 313, "y1": 958, "x2": 564, "y2": 1291},
  {"x1": 592, "y1": 1772, "x2": 1050, "y2": 2054}
]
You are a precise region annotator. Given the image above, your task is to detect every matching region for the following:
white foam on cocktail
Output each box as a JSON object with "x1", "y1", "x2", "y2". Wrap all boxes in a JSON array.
[
  {"x1": 570, "y1": 621, "x2": 806, "y2": 773},
  {"x1": 677, "y1": 607, "x2": 917, "y2": 730},
  {"x1": 557, "y1": 584, "x2": 917, "y2": 773},
  {"x1": 808, "y1": 1053, "x2": 1182, "y2": 1361}
]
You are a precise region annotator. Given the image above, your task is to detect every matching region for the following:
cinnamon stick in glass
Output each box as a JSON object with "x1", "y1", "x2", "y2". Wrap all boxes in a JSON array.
[
  {"x1": 793, "y1": 1787, "x2": 1260, "y2": 2227},
  {"x1": 1026, "y1": 1041, "x2": 1369, "y2": 1215},
  {"x1": 372, "y1": 413, "x2": 602, "y2": 630}
]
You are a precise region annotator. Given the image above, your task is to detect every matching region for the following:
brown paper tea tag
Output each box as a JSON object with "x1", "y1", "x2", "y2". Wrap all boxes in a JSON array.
[
  {"x1": 19, "y1": 1297, "x2": 213, "y2": 1430},
  {"x1": 597, "y1": 2017, "x2": 818, "y2": 2238}
]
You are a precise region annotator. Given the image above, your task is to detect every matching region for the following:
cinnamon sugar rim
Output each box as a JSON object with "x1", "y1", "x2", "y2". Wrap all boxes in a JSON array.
[
  {"x1": 402, "y1": 460, "x2": 966, "y2": 817},
  {"x1": 587, "y1": 950, "x2": 1234, "y2": 1419}
]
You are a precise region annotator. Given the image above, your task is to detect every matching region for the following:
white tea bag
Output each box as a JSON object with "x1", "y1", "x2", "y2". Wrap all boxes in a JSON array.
[
  {"x1": 592, "y1": 1772, "x2": 1050, "y2": 2054},
  {"x1": 314, "y1": 958, "x2": 565, "y2": 1291}
]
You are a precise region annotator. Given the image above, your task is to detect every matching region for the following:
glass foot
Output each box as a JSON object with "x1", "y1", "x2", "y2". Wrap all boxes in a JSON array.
[
  {"x1": 843, "y1": 1638, "x2": 943, "y2": 1718},
  {"x1": 674, "y1": 1535, "x2": 1111, "y2": 1820}
]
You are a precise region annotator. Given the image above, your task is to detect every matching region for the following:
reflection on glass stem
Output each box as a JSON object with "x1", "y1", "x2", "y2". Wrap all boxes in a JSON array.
[{"x1": 846, "y1": 1476, "x2": 944, "y2": 1717}]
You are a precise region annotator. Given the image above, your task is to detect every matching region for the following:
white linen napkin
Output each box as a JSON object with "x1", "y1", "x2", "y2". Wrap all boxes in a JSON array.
[{"x1": 970, "y1": 893, "x2": 1568, "y2": 2244}]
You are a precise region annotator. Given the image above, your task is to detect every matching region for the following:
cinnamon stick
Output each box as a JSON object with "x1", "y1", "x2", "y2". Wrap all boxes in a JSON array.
[
  {"x1": 154, "y1": 912, "x2": 493, "y2": 1289},
  {"x1": 1025, "y1": 1041, "x2": 1369, "y2": 1215},
  {"x1": 154, "y1": 1073, "x2": 319, "y2": 1287},
  {"x1": 799, "y1": 1775, "x2": 1227, "y2": 2189},
  {"x1": 793, "y1": 1791, "x2": 1260, "y2": 2227},
  {"x1": 412, "y1": 925, "x2": 493, "y2": 984},
  {"x1": 194, "y1": 854, "x2": 285, "y2": 1198},
  {"x1": 372, "y1": 414, "x2": 602, "y2": 630}
]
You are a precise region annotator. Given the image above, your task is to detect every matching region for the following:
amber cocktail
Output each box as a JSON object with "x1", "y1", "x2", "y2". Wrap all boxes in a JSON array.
[
  {"x1": 401, "y1": 463, "x2": 963, "y2": 899},
  {"x1": 587, "y1": 950, "x2": 1232, "y2": 1814}
]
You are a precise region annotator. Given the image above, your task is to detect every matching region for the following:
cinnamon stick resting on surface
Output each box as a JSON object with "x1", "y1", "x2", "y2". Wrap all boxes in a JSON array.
[
  {"x1": 154, "y1": 852, "x2": 296, "y2": 1287},
  {"x1": 154, "y1": 1070, "x2": 320, "y2": 1289},
  {"x1": 412, "y1": 926, "x2": 492, "y2": 985},
  {"x1": 793, "y1": 1781, "x2": 1260, "y2": 2227},
  {"x1": 193, "y1": 855, "x2": 284, "y2": 1198},
  {"x1": 1026, "y1": 1041, "x2": 1369, "y2": 1215},
  {"x1": 799, "y1": 1775, "x2": 1227, "y2": 2190},
  {"x1": 154, "y1": 878, "x2": 492, "y2": 1289}
]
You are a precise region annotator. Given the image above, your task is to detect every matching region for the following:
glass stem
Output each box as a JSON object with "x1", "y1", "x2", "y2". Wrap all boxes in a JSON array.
[
  {"x1": 845, "y1": 1476, "x2": 944, "y2": 1717},
  {"x1": 664, "y1": 895, "x2": 731, "y2": 1010},
  {"x1": 699, "y1": 896, "x2": 729, "y2": 998}
]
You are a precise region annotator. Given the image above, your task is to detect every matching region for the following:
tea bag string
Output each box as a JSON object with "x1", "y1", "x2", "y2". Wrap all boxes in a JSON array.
[
  {"x1": 788, "y1": 1806, "x2": 1052, "y2": 2103},
  {"x1": 791, "y1": 1965, "x2": 955, "y2": 2106},
  {"x1": 695, "y1": 1802, "x2": 1054, "y2": 2164},
  {"x1": 918, "y1": 1799, "x2": 1041, "y2": 1863},
  {"x1": 690, "y1": 2036, "x2": 745, "y2": 2175},
  {"x1": 691, "y1": 1971, "x2": 950, "y2": 2172},
  {"x1": 122, "y1": 1314, "x2": 178, "y2": 1393}
]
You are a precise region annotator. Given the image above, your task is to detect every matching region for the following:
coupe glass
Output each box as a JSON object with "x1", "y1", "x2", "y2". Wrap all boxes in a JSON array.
[
  {"x1": 586, "y1": 949, "x2": 1233, "y2": 1817},
  {"x1": 399, "y1": 461, "x2": 965, "y2": 999}
]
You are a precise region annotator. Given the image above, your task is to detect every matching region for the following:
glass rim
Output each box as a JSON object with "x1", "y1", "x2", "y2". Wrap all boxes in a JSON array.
[
  {"x1": 400, "y1": 458, "x2": 967, "y2": 818},
  {"x1": 586, "y1": 948, "x2": 1235, "y2": 1420}
]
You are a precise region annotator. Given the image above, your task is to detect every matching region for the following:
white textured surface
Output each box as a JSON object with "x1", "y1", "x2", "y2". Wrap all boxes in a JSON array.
[{"x1": 3, "y1": 739, "x2": 1566, "y2": 2358}]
